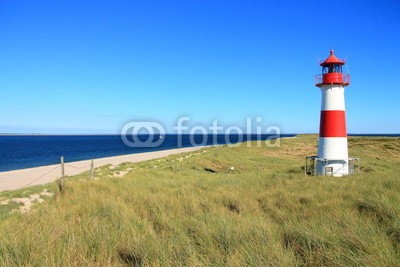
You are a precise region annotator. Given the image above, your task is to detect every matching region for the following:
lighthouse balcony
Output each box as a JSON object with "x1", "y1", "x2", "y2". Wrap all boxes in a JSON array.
[{"x1": 315, "y1": 73, "x2": 350, "y2": 87}]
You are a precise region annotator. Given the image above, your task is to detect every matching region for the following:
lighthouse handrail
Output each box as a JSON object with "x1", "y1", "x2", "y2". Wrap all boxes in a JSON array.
[
  {"x1": 343, "y1": 73, "x2": 351, "y2": 84},
  {"x1": 312, "y1": 157, "x2": 359, "y2": 161},
  {"x1": 315, "y1": 74, "x2": 322, "y2": 85},
  {"x1": 314, "y1": 73, "x2": 351, "y2": 85}
]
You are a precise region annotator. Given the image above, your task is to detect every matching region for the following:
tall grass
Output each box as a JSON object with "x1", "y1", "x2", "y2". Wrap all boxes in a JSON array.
[{"x1": 0, "y1": 135, "x2": 400, "y2": 266}]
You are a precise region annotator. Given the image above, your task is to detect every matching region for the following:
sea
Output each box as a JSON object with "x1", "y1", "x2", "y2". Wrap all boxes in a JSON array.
[{"x1": 0, "y1": 134, "x2": 296, "y2": 172}]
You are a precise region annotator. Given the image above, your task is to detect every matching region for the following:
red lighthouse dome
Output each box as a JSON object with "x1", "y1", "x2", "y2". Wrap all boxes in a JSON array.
[{"x1": 315, "y1": 50, "x2": 350, "y2": 87}]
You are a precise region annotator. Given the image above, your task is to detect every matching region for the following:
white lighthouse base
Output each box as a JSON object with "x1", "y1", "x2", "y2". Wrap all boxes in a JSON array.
[
  {"x1": 316, "y1": 159, "x2": 349, "y2": 176},
  {"x1": 305, "y1": 156, "x2": 359, "y2": 177},
  {"x1": 316, "y1": 137, "x2": 349, "y2": 176}
]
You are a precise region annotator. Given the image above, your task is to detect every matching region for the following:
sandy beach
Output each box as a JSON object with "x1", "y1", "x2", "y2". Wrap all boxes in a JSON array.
[{"x1": 0, "y1": 146, "x2": 202, "y2": 192}]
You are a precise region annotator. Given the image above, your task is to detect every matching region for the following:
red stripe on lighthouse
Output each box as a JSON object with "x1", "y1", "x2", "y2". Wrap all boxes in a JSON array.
[{"x1": 319, "y1": 110, "x2": 347, "y2": 137}]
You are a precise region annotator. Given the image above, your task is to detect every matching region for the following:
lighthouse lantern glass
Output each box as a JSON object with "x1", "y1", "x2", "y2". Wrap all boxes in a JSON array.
[{"x1": 322, "y1": 64, "x2": 342, "y2": 74}]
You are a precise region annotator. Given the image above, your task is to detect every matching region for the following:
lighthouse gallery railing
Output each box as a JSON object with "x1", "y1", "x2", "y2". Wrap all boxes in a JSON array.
[{"x1": 315, "y1": 73, "x2": 350, "y2": 86}]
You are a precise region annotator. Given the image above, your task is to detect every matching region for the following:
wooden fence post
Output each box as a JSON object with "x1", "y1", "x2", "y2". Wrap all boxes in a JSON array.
[
  {"x1": 90, "y1": 160, "x2": 94, "y2": 179},
  {"x1": 59, "y1": 156, "x2": 65, "y2": 193}
]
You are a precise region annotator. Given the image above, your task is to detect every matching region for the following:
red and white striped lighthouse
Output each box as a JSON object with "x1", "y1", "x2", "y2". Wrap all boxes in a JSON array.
[{"x1": 315, "y1": 50, "x2": 351, "y2": 176}]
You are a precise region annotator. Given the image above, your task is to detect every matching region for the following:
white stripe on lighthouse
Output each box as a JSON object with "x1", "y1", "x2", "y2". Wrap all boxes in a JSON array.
[
  {"x1": 317, "y1": 137, "x2": 349, "y2": 159},
  {"x1": 320, "y1": 85, "x2": 346, "y2": 111}
]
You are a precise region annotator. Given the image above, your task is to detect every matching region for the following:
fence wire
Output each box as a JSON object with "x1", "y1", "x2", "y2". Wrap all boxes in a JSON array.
[{"x1": 65, "y1": 163, "x2": 92, "y2": 170}]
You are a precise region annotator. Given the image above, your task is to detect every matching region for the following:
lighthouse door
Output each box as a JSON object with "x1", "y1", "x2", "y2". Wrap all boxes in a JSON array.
[{"x1": 325, "y1": 167, "x2": 333, "y2": 176}]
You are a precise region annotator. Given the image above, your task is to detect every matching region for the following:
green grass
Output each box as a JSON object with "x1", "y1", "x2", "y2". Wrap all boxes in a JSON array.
[
  {"x1": 0, "y1": 183, "x2": 58, "y2": 220},
  {"x1": 0, "y1": 135, "x2": 400, "y2": 266},
  {"x1": 0, "y1": 183, "x2": 54, "y2": 200}
]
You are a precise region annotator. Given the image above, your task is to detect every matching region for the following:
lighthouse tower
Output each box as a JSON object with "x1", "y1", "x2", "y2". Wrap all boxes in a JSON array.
[{"x1": 315, "y1": 50, "x2": 351, "y2": 176}]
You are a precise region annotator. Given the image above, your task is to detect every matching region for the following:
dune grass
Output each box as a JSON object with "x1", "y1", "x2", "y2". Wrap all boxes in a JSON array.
[{"x1": 0, "y1": 135, "x2": 400, "y2": 266}]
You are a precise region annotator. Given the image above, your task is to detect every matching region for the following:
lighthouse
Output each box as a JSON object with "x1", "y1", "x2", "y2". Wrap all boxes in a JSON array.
[{"x1": 314, "y1": 50, "x2": 351, "y2": 176}]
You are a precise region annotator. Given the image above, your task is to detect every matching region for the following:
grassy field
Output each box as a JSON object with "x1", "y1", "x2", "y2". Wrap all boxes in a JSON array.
[{"x1": 0, "y1": 135, "x2": 400, "y2": 266}]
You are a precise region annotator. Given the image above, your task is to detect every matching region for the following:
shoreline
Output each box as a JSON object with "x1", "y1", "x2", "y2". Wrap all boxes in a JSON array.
[
  {"x1": 0, "y1": 146, "x2": 202, "y2": 192},
  {"x1": 0, "y1": 135, "x2": 298, "y2": 192}
]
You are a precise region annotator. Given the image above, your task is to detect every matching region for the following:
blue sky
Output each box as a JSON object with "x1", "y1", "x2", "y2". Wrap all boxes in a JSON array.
[{"x1": 0, "y1": 0, "x2": 399, "y2": 134}]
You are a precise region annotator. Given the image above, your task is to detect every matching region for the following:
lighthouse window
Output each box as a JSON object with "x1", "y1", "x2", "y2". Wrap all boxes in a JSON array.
[
  {"x1": 335, "y1": 64, "x2": 342, "y2": 73},
  {"x1": 324, "y1": 64, "x2": 342, "y2": 73}
]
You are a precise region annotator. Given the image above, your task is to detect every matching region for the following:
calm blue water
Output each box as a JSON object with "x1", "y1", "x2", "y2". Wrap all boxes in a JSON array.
[{"x1": 0, "y1": 134, "x2": 295, "y2": 172}]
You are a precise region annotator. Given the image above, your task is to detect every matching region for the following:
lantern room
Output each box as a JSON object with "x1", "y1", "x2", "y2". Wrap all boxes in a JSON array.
[{"x1": 315, "y1": 50, "x2": 350, "y2": 87}]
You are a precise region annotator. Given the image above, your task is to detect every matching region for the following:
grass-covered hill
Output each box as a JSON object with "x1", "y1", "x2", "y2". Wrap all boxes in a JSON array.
[{"x1": 1, "y1": 135, "x2": 400, "y2": 266}]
